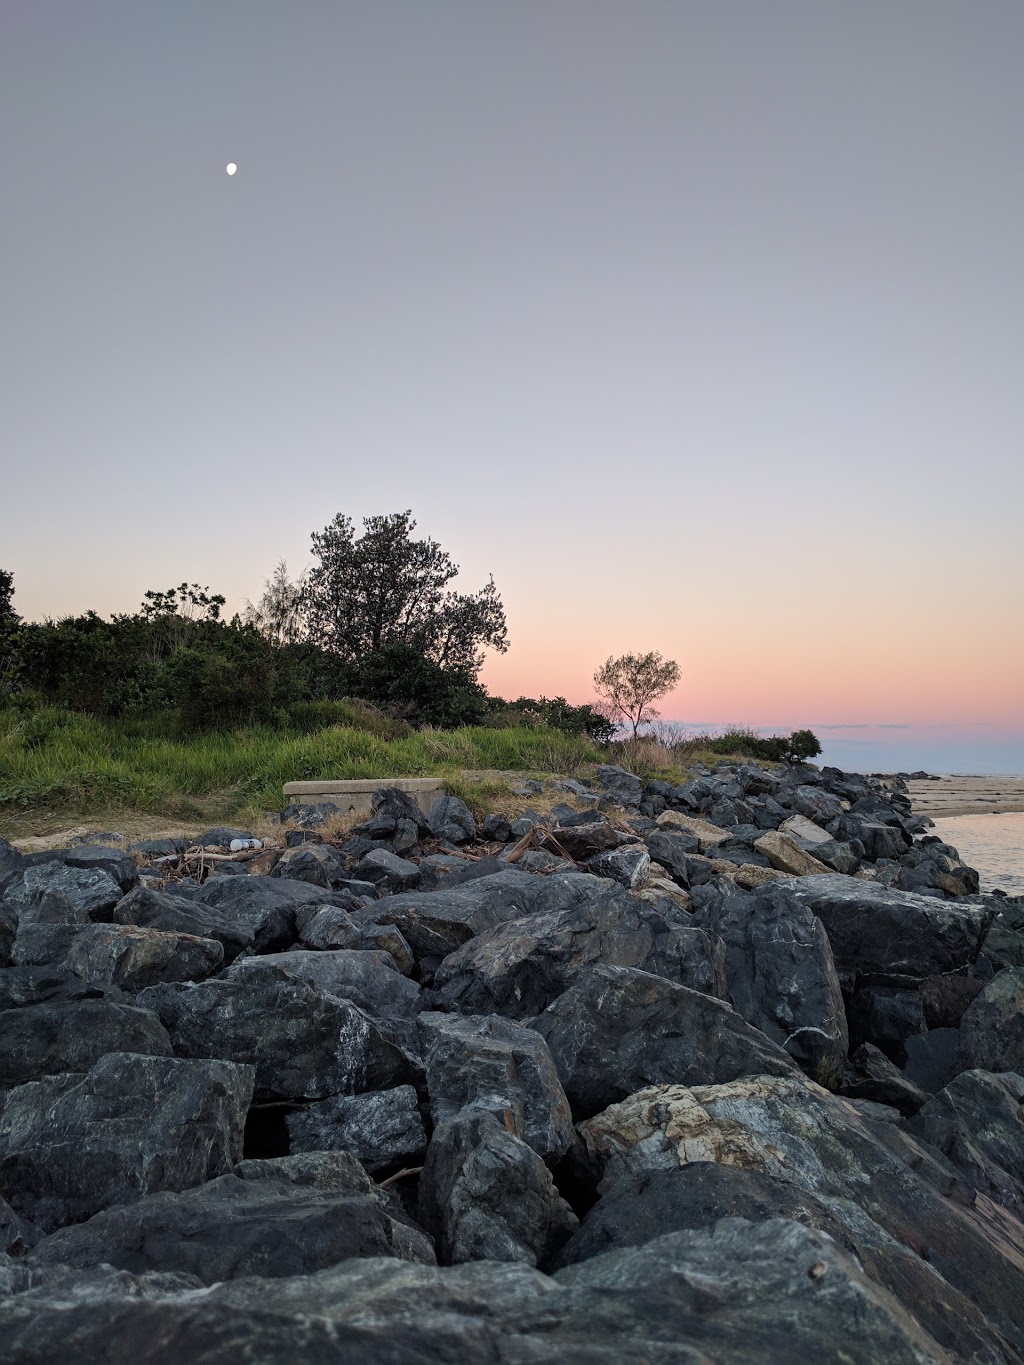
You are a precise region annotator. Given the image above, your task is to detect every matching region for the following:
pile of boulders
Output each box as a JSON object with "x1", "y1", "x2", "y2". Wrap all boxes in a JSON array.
[{"x1": 1, "y1": 758, "x2": 1023, "y2": 1362}]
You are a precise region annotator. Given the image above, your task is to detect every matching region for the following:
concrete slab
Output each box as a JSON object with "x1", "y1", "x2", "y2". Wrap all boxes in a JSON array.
[{"x1": 282, "y1": 778, "x2": 444, "y2": 818}]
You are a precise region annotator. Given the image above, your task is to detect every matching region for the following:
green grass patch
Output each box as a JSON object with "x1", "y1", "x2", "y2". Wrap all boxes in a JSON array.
[{"x1": 0, "y1": 705, "x2": 601, "y2": 822}]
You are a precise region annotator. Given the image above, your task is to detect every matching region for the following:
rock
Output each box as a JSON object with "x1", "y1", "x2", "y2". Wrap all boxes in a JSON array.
[
  {"x1": 354, "y1": 920, "x2": 415, "y2": 975},
  {"x1": 0, "y1": 999, "x2": 172, "y2": 1086},
  {"x1": 354, "y1": 848, "x2": 422, "y2": 893},
  {"x1": 4, "y1": 862, "x2": 123, "y2": 925},
  {"x1": 27, "y1": 1170, "x2": 435, "y2": 1284},
  {"x1": 955, "y1": 968, "x2": 1024, "y2": 1075},
  {"x1": 586, "y1": 845, "x2": 650, "y2": 888},
  {"x1": 277, "y1": 801, "x2": 341, "y2": 828},
  {"x1": 0, "y1": 966, "x2": 108, "y2": 1011},
  {"x1": 903, "y1": 1029, "x2": 960, "y2": 1094},
  {"x1": 532, "y1": 965, "x2": 796, "y2": 1120},
  {"x1": 655, "y1": 809, "x2": 729, "y2": 849},
  {"x1": 546, "y1": 820, "x2": 622, "y2": 861},
  {"x1": 810, "y1": 838, "x2": 862, "y2": 874},
  {"x1": 193, "y1": 875, "x2": 350, "y2": 953},
  {"x1": 790, "y1": 784, "x2": 846, "y2": 825},
  {"x1": 0, "y1": 1195, "x2": 41, "y2": 1256},
  {"x1": 432, "y1": 889, "x2": 727, "y2": 1019},
  {"x1": 692, "y1": 889, "x2": 848, "y2": 1087},
  {"x1": 359, "y1": 870, "x2": 607, "y2": 962},
  {"x1": 0, "y1": 901, "x2": 18, "y2": 967},
  {"x1": 270, "y1": 844, "x2": 347, "y2": 888},
  {"x1": 227, "y1": 949, "x2": 422, "y2": 1027},
  {"x1": 643, "y1": 830, "x2": 702, "y2": 884},
  {"x1": 294, "y1": 905, "x2": 362, "y2": 950},
  {"x1": 907, "y1": 1069, "x2": 1024, "y2": 1220},
  {"x1": 419, "y1": 1110, "x2": 578, "y2": 1267},
  {"x1": 731, "y1": 863, "x2": 787, "y2": 890},
  {"x1": 195, "y1": 827, "x2": 255, "y2": 849},
  {"x1": 233, "y1": 1149, "x2": 376, "y2": 1192},
  {"x1": 481, "y1": 813, "x2": 511, "y2": 843},
  {"x1": 370, "y1": 786, "x2": 431, "y2": 833},
  {"x1": 427, "y1": 795, "x2": 477, "y2": 844},
  {"x1": 577, "y1": 1075, "x2": 1024, "y2": 1343},
  {"x1": 760, "y1": 874, "x2": 993, "y2": 978},
  {"x1": 920, "y1": 972, "x2": 985, "y2": 1029},
  {"x1": 139, "y1": 962, "x2": 418, "y2": 1100},
  {"x1": 981, "y1": 899, "x2": 1024, "y2": 971},
  {"x1": 845, "y1": 819, "x2": 911, "y2": 863},
  {"x1": 839, "y1": 1044, "x2": 928, "y2": 1117},
  {"x1": 752, "y1": 831, "x2": 832, "y2": 877},
  {"x1": 26, "y1": 844, "x2": 138, "y2": 893},
  {"x1": 286, "y1": 1086, "x2": 427, "y2": 1174},
  {"x1": 779, "y1": 814, "x2": 832, "y2": 846},
  {"x1": 0, "y1": 836, "x2": 26, "y2": 897},
  {"x1": 13, "y1": 922, "x2": 223, "y2": 991},
  {"x1": 594, "y1": 765, "x2": 643, "y2": 808},
  {"x1": 848, "y1": 985, "x2": 926, "y2": 1065},
  {"x1": 0, "y1": 1053, "x2": 253, "y2": 1232},
  {"x1": 418, "y1": 1011, "x2": 573, "y2": 1163},
  {"x1": 549, "y1": 1164, "x2": 1010, "y2": 1357},
  {"x1": 112, "y1": 885, "x2": 255, "y2": 962}
]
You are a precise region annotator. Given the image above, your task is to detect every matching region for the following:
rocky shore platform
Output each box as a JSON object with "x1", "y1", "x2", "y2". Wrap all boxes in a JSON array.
[
  {"x1": 2, "y1": 760, "x2": 1024, "y2": 1361},
  {"x1": 906, "y1": 773, "x2": 1024, "y2": 818}
]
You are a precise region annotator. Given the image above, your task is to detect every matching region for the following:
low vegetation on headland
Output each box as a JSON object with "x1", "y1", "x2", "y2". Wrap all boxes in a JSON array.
[{"x1": 0, "y1": 516, "x2": 820, "y2": 830}]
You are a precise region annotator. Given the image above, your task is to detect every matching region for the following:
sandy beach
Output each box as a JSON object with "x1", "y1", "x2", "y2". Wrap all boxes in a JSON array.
[{"x1": 906, "y1": 774, "x2": 1024, "y2": 818}]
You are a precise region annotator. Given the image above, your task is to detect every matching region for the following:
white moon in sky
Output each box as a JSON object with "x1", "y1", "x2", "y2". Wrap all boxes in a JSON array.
[{"x1": 226, "y1": 163, "x2": 237, "y2": 175}]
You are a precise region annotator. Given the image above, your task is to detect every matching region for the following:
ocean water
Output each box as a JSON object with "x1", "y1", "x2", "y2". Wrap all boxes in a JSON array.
[{"x1": 931, "y1": 812, "x2": 1024, "y2": 897}]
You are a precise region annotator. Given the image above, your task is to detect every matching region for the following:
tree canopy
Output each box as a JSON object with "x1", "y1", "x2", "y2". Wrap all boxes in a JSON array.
[
  {"x1": 593, "y1": 651, "x2": 681, "y2": 739},
  {"x1": 303, "y1": 511, "x2": 508, "y2": 676}
]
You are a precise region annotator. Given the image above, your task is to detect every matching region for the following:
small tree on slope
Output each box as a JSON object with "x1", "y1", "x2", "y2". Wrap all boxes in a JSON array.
[{"x1": 593, "y1": 651, "x2": 681, "y2": 740}]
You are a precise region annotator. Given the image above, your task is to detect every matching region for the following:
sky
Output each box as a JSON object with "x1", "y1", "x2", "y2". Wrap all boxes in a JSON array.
[{"x1": 2, "y1": 2, "x2": 1022, "y2": 771}]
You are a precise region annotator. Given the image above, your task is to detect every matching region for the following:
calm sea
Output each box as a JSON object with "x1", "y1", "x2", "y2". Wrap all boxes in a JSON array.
[{"x1": 931, "y1": 812, "x2": 1024, "y2": 897}]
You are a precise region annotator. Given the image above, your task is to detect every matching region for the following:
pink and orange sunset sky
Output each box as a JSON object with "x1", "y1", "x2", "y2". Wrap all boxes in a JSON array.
[{"x1": 3, "y1": 3, "x2": 1022, "y2": 771}]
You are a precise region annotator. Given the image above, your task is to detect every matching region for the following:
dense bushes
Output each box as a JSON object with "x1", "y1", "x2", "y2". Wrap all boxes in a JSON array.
[{"x1": 704, "y1": 726, "x2": 822, "y2": 764}]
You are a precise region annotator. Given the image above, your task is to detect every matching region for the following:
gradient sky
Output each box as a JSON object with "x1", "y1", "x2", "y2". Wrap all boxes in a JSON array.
[{"x1": 2, "y1": 2, "x2": 1022, "y2": 769}]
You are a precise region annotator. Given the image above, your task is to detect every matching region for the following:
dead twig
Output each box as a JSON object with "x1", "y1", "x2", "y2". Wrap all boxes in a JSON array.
[{"x1": 377, "y1": 1165, "x2": 423, "y2": 1189}]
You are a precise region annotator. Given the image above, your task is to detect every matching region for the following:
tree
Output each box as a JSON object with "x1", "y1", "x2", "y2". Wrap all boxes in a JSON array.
[
  {"x1": 0, "y1": 569, "x2": 21, "y2": 694},
  {"x1": 304, "y1": 511, "x2": 508, "y2": 676},
  {"x1": 593, "y1": 651, "x2": 681, "y2": 740},
  {"x1": 0, "y1": 570, "x2": 19, "y2": 628},
  {"x1": 244, "y1": 559, "x2": 309, "y2": 646},
  {"x1": 786, "y1": 729, "x2": 822, "y2": 764}
]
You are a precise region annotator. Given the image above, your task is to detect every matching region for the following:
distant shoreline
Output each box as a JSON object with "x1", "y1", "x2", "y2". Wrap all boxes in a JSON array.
[{"x1": 904, "y1": 774, "x2": 1024, "y2": 818}]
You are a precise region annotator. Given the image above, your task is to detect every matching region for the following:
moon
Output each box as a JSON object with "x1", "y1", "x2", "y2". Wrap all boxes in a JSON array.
[{"x1": 226, "y1": 162, "x2": 237, "y2": 176}]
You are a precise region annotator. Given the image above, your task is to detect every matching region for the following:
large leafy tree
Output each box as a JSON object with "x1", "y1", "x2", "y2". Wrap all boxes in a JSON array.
[
  {"x1": 304, "y1": 511, "x2": 508, "y2": 676},
  {"x1": 593, "y1": 651, "x2": 680, "y2": 740}
]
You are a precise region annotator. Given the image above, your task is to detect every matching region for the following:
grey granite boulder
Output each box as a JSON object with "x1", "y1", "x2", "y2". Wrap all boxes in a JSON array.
[
  {"x1": 12, "y1": 921, "x2": 223, "y2": 990},
  {"x1": 418, "y1": 1011, "x2": 573, "y2": 1163},
  {"x1": 27, "y1": 1168, "x2": 435, "y2": 1284},
  {"x1": 192, "y1": 874, "x2": 354, "y2": 953},
  {"x1": 419, "y1": 1110, "x2": 577, "y2": 1267},
  {"x1": 693, "y1": 888, "x2": 848, "y2": 1087},
  {"x1": 431, "y1": 888, "x2": 727, "y2": 1020},
  {"x1": 427, "y1": 794, "x2": 477, "y2": 844},
  {"x1": 113, "y1": 884, "x2": 255, "y2": 961},
  {"x1": 139, "y1": 962, "x2": 418, "y2": 1100},
  {"x1": 760, "y1": 874, "x2": 993, "y2": 978},
  {"x1": 0, "y1": 1052, "x2": 253, "y2": 1232},
  {"x1": 955, "y1": 968, "x2": 1024, "y2": 1076},
  {"x1": 0, "y1": 999, "x2": 172, "y2": 1086},
  {"x1": 286, "y1": 1085, "x2": 427, "y2": 1173},
  {"x1": 532, "y1": 965, "x2": 797, "y2": 1120},
  {"x1": 4, "y1": 863, "x2": 123, "y2": 925}
]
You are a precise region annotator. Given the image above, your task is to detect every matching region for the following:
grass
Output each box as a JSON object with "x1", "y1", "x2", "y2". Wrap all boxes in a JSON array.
[{"x1": 0, "y1": 705, "x2": 603, "y2": 831}]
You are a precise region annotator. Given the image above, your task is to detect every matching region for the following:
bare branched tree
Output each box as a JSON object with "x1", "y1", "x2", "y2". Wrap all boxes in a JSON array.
[{"x1": 244, "y1": 559, "x2": 309, "y2": 646}]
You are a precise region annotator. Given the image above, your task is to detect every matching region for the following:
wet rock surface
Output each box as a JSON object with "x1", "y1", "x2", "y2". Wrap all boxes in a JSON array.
[{"x1": 3, "y1": 762, "x2": 1024, "y2": 1360}]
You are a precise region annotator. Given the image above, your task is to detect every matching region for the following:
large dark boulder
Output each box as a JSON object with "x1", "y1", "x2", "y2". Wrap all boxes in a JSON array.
[
  {"x1": 955, "y1": 969, "x2": 1024, "y2": 1075},
  {"x1": 26, "y1": 845, "x2": 138, "y2": 894},
  {"x1": 0, "y1": 901, "x2": 17, "y2": 967},
  {"x1": 139, "y1": 962, "x2": 418, "y2": 1100},
  {"x1": 0, "y1": 999, "x2": 172, "y2": 1086},
  {"x1": 0, "y1": 836, "x2": 26, "y2": 898},
  {"x1": 418, "y1": 1011, "x2": 573, "y2": 1162},
  {"x1": 193, "y1": 875, "x2": 353, "y2": 953},
  {"x1": 577, "y1": 1074, "x2": 1024, "y2": 1345},
  {"x1": 4, "y1": 863, "x2": 123, "y2": 925},
  {"x1": 431, "y1": 889, "x2": 726, "y2": 1020},
  {"x1": 532, "y1": 965, "x2": 796, "y2": 1120},
  {"x1": 419, "y1": 1110, "x2": 577, "y2": 1267},
  {"x1": 427, "y1": 795, "x2": 477, "y2": 845},
  {"x1": 286, "y1": 1086, "x2": 427, "y2": 1173},
  {"x1": 357, "y1": 870, "x2": 608, "y2": 962},
  {"x1": 27, "y1": 1168, "x2": 435, "y2": 1284},
  {"x1": 981, "y1": 899, "x2": 1024, "y2": 972},
  {"x1": 594, "y1": 765, "x2": 643, "y2": 807},
  {"x1": 12, "y1": 921, "x2": 224, "y2": 991},
  {"x1": 112, "y1": 884, "x2": 255, "y2": 961},
  {"x1": 0, "y1": 966, "x2": 110, "y2": 1012},
  {"x1": 693, "y1": 890, "x2": 847, "y2": 1087},
  {"x1": 907, "y1": 1069, "x2": 1024, "y2": 1221},
  {"x1": 0, "y1": 1052, "x2": 253, "y2": 1232},
  {"x1": 839, "y1": 1043, "x2": 928, "y2": 1117},
  {"x1": 231, "y1": 948, "x2": 422, "y2": 1023},
  {"x1": 760, "y1": 874, "x2": 992, "y2": 978}
]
